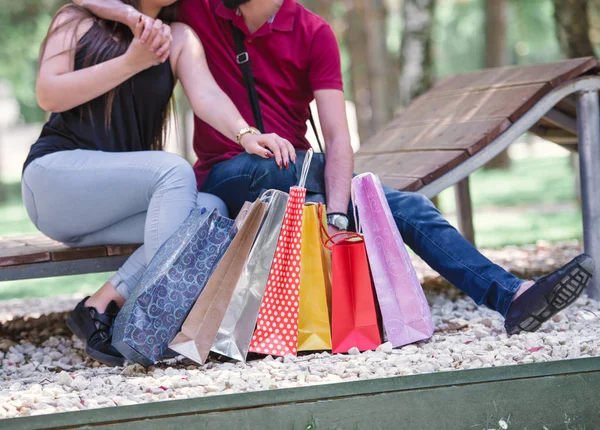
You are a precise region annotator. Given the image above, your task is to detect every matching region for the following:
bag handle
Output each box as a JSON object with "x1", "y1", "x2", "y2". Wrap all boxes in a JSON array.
[
  {"x1": 351, "y1": 182, "x2": 361, "y2": 235},
  {"x1": 298, "y1": 149, "x2": 313, "y2": 189},
  {"x1": 231, "y1": 23, "x2": 325, "y2": 153},
  {"x1": 318, "y1": 203, "x2": 362, "y2": 250}
]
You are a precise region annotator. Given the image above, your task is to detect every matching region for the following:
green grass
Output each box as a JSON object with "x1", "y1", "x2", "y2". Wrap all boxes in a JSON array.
[
  {"x1": 438, "y1": 155, "x2": 577, "y2": 211},
  {"x1": 0, "y1": 274, "x2": 109, "y2": 301},
  {"x1": 437, "y1": 155, "x2": 581, "y2": 248},
  {"x1": 0, "y1": 155, "x2": 582, "y2": 300}
]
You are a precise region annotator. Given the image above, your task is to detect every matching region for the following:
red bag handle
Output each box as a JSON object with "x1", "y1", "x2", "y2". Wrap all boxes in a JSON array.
[{"x1": 318, "y1": 203, "x2": 363, "y2": 250}]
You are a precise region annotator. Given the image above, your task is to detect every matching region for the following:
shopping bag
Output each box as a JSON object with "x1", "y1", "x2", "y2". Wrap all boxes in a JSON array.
[
  {"x1": 168, "y1": 200, "x2": 268, "y2": 364},
  {"x1": 297, "y1": 203, "x2": 332, "y2": 351},
  {"x1": 352, "y1": 173, "x2": 434, "y2": 347},
  {"x1": 249, "y1": 151, "x2": 314, "y2": 357},
  {"x1": 324, "y1": 228, "x2": 382, "y2": 354},
  {"x1": 112, "y1": 208, "x2": 236, "y2": 366},
  {"x1": 211, "y1": 190, "x2": 289, "y2": 362}
]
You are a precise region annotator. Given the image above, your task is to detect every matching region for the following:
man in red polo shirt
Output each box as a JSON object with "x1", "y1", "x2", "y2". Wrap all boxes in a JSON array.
[{"x1": 77, "y1": 0, "x2": 594, "y2": 336}]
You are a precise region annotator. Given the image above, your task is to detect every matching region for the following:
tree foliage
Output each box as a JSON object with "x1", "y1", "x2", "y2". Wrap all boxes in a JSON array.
[
  {"x1": 0, "y1": 1, "x2": 67, "y2": 123},
  {"x1": 2, "y1": 0, "x2": 599, "y2": 124}
]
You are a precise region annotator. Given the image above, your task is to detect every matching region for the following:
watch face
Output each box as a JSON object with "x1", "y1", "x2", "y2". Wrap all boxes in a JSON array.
[{"x1": 332, "y1": 215, "x2": 349, "y2": 230}]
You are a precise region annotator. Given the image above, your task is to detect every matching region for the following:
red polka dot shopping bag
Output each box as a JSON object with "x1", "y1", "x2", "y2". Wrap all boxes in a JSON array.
[{"x1": 249, "y1": 150, "x2": 314, "y2": 357}]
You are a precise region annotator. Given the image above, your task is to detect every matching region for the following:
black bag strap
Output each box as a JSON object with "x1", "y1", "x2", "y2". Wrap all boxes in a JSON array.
[
  {"x1": 232, "y1": 24, "x2": 265, "y2": 134},
  {"x1": 231, "y1": 23, "x2": 325, "y2": 153}
]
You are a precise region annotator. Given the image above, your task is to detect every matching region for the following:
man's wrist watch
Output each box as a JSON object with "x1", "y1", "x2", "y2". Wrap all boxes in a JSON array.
[
  {"x1": 327, "y1": 213, "x2": 349, "y2": 231},
  {"x1": 236, "y1": 126, "x2": 260, "y2": 146}
]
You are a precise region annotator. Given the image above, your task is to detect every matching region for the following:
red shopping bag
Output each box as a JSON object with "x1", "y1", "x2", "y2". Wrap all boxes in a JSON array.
[
  {"x1": 249, "y1": 151, "x2": 313, "y2": 357},
  {"x1": 320, "y1": 206, "x2": 381, "y2": 353}
]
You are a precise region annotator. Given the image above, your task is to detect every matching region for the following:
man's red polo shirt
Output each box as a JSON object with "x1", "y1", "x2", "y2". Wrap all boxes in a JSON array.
[{"x1": 178, "y1": 0, "x2": 343, "y2": 188}]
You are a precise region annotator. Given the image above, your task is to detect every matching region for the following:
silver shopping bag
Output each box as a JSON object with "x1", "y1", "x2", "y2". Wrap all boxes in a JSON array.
[{"x1": 211, "y1": 190, "x2": 289, "y2": 362}]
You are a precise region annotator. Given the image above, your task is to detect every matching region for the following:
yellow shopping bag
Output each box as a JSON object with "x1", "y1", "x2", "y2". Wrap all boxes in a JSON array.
[{"x1": 297, "y1": 203, "x2": 332, "y2": 351}]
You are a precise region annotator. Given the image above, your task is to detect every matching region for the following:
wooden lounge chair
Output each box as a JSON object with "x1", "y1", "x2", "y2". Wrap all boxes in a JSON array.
[{"x1": 355, "y1": 57, "x2": 600, "y2": 298}]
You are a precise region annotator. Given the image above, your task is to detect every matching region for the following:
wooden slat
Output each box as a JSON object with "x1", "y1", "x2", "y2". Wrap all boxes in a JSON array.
[
  {"x1": 106, "y1": 244, "x2": 140, "y2": 257},
  {"x1": 0, "y1": 249, "x2": 52, "y2": 268},
  {"x1": 530, "y1": 126, "x2": 579, "y2": 145},
  {"x1": 426, "y1": 57, "x2": 598, "y2": 97},
  {"x1": 377, "y1": 175, "x2": 423, "y2": 192},
  {"x1": 355, "y1": 150, "x2": 469, "y2": 186},
  {"x1": 543, "y1": 108, "x2": 578, "y2": 134},
  {"x1": 555, "y1": 95, "x2": 578, "y2": 118},
  {"x1": 0, "y1": 236, "x2": 64, "y2": 267},
  {"x1": 361, "y1": 118, "x2": 511, "y2": 156},
  {"x1": 0, "y1": 235, "x2": 126, "y2": 267},
  {"x1": 388, "y1": 84, "x2": 546, "y2": 127},
  {"x1": 51, "y1": 247, "x2": 108, "y2": 262}
]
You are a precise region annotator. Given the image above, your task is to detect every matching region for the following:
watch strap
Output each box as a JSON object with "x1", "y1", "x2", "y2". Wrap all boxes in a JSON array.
[{"x1": 327, "y1": 212, "x2": 348, "y2": 218}]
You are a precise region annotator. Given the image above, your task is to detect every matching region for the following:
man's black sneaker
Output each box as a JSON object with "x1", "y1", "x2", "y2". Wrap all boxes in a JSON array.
[
  {"x1": 504, "y1": 254, "x2": 595, "y2": 335},
  {"x1": 66, "y1": 297, "x2": 125, "y2": 367}
]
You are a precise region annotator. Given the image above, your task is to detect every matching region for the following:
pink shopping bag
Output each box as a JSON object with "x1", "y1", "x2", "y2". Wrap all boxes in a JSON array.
[{"x1": 352, "y1": 173, "x2": 434, "y2": 347}]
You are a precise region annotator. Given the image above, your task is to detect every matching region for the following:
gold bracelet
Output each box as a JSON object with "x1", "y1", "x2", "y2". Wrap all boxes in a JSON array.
[{"x1": 236, "y1": 127, "x2": 260, "y2": 146}]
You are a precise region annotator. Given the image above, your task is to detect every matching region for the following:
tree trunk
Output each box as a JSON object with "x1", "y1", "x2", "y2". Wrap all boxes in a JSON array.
[
  {"x1": 484, "y1": 0, "x2": 511, "y2": 170},
  {"x1": 398, "y1": 0, "x2": 436, "y2": 107},
  {"x1": 554, "y1": 0, "x2": 595, "y2": 57},
  {"x1": 346, "y1": 0, "x2": 373, "y2": 141},
  {"x1": 365, "y1": 0, "x2": 393, "y2": 131}
]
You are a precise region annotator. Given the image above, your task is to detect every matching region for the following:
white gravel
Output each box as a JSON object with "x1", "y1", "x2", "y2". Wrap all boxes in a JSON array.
[
  {"x1": 0, "y1": 293, "x2": 598, "y2": 419},
  {"x1": 1, "y1": 240, "x2": 599, "y2": 419}
]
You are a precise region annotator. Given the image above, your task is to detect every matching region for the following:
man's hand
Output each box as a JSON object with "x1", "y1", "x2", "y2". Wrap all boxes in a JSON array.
[{"x1": 126, "y1": 11, "x2": 172, "y2": 63}]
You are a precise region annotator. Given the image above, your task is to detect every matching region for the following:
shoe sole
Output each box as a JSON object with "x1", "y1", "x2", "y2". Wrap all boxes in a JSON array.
[
  {"x1": 85, "y1": 346, "x2": 125, "y2": 367},
  {"x1": 507, "y1": 259, "x2": 593, "y2": 335}
]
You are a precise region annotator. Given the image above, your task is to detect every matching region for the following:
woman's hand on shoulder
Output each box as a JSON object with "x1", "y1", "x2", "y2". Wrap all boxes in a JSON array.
[
  {"x1": 240, "y1": 133, "x2": 296, "y2": 169},
  {"x1": 125, "y1": 11, "x2": 172, "y2": 64},
  {"x1": 124, "y1": 18, "x2": 170, "y2": 71}
]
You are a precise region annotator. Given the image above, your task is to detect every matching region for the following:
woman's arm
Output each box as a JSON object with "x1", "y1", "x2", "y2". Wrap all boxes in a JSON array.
[
  {"x1": 170, "y1": 23, "x2": 295, "y2": 167},
  {"x1": 73, "y1": 0, "x2": 172, "y2": 61},
  {"x1": 37, "y1": 14, "x2": 163, "y2": 113},
  {"x1": 73, "y1": 0, "x2": 134, "y2": 28}
]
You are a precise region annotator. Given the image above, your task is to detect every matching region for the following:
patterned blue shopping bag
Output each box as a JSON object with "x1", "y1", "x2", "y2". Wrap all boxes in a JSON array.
[{"x1": 112, "y1": 208, "x2": 235, "y2": 366}]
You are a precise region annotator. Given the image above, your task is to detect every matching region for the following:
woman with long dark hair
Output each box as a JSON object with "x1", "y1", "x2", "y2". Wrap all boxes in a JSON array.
[{"x1": 23, "y1": 0, "x2": 296, "y2": 366}]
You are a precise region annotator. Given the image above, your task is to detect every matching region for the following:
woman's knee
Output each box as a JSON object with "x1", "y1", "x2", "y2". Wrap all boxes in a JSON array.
[
  {"x1": 197, "y1": 193, "x2": 229, "y2": 217},
  {"x1": 158, "y1": 153, "x2": 197, "y2": 189}
]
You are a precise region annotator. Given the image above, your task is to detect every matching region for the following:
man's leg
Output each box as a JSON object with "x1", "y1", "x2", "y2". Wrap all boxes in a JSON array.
[
  {"x1": 373, "y1": 187, "x2": 523, "y2": 316},
  {"x1": 201, "y1": 153, "x2": 297, "y2": 217},
  {"x1": 350, "y1": 186, "x2": 594, "y2": 332}
]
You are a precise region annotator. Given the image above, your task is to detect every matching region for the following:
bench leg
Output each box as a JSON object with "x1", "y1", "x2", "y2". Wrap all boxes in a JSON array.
[
  {"x1": 454, "y1": 177, "x2": 476, "y2": 245},
  {"x1": 577, "y1": 89, "x2": 600, "y2": 300}
]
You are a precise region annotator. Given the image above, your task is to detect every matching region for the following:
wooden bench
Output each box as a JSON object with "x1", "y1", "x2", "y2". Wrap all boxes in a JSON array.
[
  {"x1": 354, "y1": 56, "x2": 600, "y2": 299},
  {"x1": 1, "y1": 57, "x2": 600, "y2": 298},
  {"x1": 0, "y1": 235, "x2": 139, "y2": 282}
]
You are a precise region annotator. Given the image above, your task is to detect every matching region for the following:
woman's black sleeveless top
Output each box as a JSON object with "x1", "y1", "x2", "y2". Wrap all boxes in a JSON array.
[{"x1": 24, "y1": 23, "x2": 175, "y2": 171}]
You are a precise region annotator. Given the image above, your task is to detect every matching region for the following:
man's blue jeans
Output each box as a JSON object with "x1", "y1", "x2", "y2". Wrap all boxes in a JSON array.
[{"x1": 201, "y1": 153, "x2": 523, "y2": 316}]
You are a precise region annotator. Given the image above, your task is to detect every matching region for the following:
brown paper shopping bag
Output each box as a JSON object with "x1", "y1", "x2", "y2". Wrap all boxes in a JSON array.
[{"x1": 168, "y1": 200, "x2": 267, "y2": 364}]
